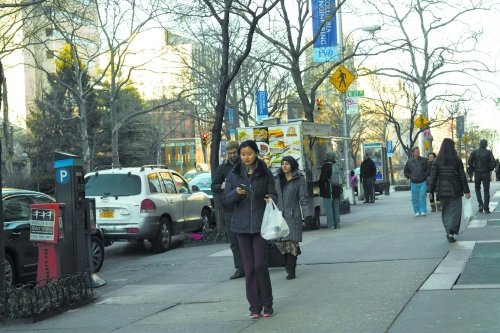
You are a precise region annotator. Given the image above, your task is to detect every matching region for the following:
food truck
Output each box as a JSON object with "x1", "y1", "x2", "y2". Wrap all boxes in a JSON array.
[{"x1": 237, "y1": 120, "x2": 335, "y2": 229}]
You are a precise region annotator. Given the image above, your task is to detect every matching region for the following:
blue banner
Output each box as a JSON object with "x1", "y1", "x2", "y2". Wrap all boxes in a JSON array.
[
  {"x1": 312, "y1": 0, "x2": 338, "y2": 63},
  {"x1": 226, "y1": 108, "x2": 234, "y2": 126},
  {"x1": 255, "y1": 91, "x2": 268, "y2": 123},
  {"x1": 386, "y1": 140, "x2": 393, "y2": 158}
]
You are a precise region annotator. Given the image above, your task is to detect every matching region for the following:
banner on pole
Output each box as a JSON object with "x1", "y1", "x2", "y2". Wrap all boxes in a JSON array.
[
  {"x1": 256, "y1": 91, "x2": 268, "y2": 123},
  {"x1": 311, "y1": 0, "x2": 338, "y2": 63}
]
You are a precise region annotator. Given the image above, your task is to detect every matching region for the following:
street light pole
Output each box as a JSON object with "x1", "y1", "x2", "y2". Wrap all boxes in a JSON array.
[
  {"x1": 337, "y1": 10, "x2": 381, "y2": 204},
  {"x1": 337, "y1": 5, "x2": 353, "y2": 203}
]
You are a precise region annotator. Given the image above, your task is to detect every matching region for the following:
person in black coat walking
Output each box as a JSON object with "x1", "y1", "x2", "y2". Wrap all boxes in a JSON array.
[
  {"x1": 360, "y1": 152, "x2": 377, "y2": 203},
  {"x1": 428, "y1": 138, "x2": 471, "y2": 243},
  {"x1": 222, "y1": 140, "x2": 278, "y2": 319},
  {"x1": 211, "y1": 140, "x2": 244, "y2": 280},
  {"x1": 275, "y1": 156, "x2": 313, "y2": 280},
  {"x1": 468, "y1": 139, "x2": 496, "y2": 213}
]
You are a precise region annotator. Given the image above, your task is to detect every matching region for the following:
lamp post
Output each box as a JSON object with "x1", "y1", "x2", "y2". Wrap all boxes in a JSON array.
[{"x1": 337, "y1": 7, "x2": 380, "y2": 203}]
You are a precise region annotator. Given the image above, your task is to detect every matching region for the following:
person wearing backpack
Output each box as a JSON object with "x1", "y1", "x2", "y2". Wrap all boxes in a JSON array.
[
  {"x1": 468, "y1": 139, "x2": 496, "y2": 213},
  {"x1": 360, "y1": 152, "x2": 377, "y2": 204},
  {"x1": 318, "y1": 152, "x2": 342, "y2": 229}
]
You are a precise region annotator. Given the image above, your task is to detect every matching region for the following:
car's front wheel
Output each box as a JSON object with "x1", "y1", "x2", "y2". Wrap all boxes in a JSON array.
[
  {"x1": 91, "y1": 235, "x2": 105, "y2": 273},
  {"x1": 4, "y1": 254, "x2": 15, "y2": 287},
  {"x1": 151, "y1": 217, "x2": 172, "y2": 253}
]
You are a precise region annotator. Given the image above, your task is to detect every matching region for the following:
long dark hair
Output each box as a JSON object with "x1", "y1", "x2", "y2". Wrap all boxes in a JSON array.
[{"x1": 436, "y1": 138, "x2": 460, "y2": 167}]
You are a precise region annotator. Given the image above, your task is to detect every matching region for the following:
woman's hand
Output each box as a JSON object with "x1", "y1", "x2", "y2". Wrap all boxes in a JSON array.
[
  {"x1": 264, "y1": 195, "x2": 271, "y2": 203},
  {"x1": 236, "y1": 187, "x2": 247, "y2": 195},
  {"x1": 465, "y1": 192, "x2": 471, "y2": 199}
]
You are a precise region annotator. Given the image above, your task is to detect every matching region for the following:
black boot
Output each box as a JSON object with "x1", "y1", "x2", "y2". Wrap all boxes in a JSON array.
[{"x1": 285, "y1": 254, "x2": 297, "y2": 280}]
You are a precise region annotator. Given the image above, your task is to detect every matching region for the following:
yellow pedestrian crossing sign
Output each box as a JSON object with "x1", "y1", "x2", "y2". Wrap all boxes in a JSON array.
[
  {"x1": 330, "y1": 65, "x2": 355, "y2": 94},
  {"x1": 414, "y1": 114, "x2": 429, "y2": 129}
]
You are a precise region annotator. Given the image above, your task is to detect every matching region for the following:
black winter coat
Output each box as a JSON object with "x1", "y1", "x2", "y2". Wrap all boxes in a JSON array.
[
  {"x1": 318, "y1": 161, "x2": 342, "y2": 199},
  {"x1": 360, "y1": 158, "x2": 376, "y2": 180},
  {"x1": 223, "y1": 159, "x2": 278, "y2": 234},
  {"x1": 428, "y1": 159, "x2": 470, "y2": 199},
  {"x1": 404, "y1": 156, "x2": 429, "y2": 183},
  {"x1": 211, "y1": 160, "x2": 237, "y2": 211},
  {"x1": 468, "y1": 147, "x2": 496, "y2": 173}
]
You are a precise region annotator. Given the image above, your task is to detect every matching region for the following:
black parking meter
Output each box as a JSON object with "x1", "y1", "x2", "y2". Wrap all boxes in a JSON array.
[{"x1": 53, "y1": 152, "x2": 90, "y2": 276}]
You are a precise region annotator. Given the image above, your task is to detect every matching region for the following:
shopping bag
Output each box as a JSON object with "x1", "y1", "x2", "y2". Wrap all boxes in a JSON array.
[
  {"x1": 463, "y1": 197, "x2": 474, "y2": 223},
  {"x1": 261, "y1": 199, "x2": 289, "y2": 240}
]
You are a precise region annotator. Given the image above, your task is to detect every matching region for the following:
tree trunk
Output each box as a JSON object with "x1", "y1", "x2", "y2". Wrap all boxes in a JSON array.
[
  {"x1": 0, "y1": 60, "x2": 5, "y2": 292},
  {"x1": 2, "y1": 73, "x2": 13, "y2": 175}
]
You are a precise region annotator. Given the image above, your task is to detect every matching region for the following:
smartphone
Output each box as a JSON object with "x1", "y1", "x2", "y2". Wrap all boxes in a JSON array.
[{"x1": 238, "y1": 184, "x2": 250, "y2": 191}]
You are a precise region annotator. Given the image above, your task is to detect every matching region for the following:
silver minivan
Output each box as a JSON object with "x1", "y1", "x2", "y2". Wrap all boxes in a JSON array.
[{"x1": 85, "y1": 166, "x2": 212, "y2": 252}]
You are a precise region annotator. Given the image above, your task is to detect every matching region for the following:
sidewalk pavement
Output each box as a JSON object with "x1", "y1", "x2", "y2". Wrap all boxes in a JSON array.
[{"x1": 2, "y1": 182, "x2": 500, "y2": 333}]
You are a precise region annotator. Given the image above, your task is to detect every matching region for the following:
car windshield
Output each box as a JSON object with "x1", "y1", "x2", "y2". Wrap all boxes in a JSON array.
[{"x1": 85, "y1": 174, "x2": 142, "y2": 196}]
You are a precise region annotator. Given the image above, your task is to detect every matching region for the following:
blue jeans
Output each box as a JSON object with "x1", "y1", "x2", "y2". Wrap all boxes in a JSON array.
[
  {"x1": 411, "y1": 181, "x2": 427, "y2": 214},
  {"x1": 323, "y1": 197, "x2": 340, "y2": 227}
]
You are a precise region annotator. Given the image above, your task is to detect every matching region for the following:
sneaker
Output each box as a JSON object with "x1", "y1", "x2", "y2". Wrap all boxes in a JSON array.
[
  {"x1": 249, "y1": 306, "x2": 262, "y2": 319},
  {"x1": 415, "y1": 213, "x2": 420, "y2": 217},
  {"x1": 249, "y1": 312, "x2": 261, "y2": 319},
  {"x1": 478, "y1": 206, "x2": 483, "y2": 213},
  {"x1": 263, "y1": 306, "x2": 274, "y2": 317},
  {"x1": 420, "y1": 212, "x2": 426, "y2": 216}
]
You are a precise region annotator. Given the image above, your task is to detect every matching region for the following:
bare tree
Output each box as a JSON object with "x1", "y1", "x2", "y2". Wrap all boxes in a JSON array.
[{"x1": 360, "y1": 0, "x2": 494, "y2": 156}]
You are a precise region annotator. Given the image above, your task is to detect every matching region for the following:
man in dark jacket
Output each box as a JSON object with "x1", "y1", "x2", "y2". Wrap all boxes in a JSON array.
[
  {"x1": 404, "y1": 147, "x2": 429, "y2": 216},
  {"x1": 211, "y1": 140, "x2": 244, "y2": 279},
  {"x1": 468, "y1": 139, "x2": 496, "y2": 213},
  {"x1": 360, "y1": 152, "x2": 377, "y2": 203}
]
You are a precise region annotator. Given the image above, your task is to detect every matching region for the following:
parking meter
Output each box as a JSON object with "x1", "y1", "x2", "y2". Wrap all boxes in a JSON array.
[
  {"x1": 53, "y1": 152, "x2": 90, "y2": 276},
  {"x1": 29, "y1": 203, "x2": 65, "y2": 284}
]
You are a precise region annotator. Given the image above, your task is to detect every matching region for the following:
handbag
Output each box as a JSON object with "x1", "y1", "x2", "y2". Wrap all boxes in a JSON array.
[
  {"x1": 261, "y1": 199, "x2": 290, "y2": 241},
  {"x1": 463, "y1": 197, "x2": 474, "y2": 223}
]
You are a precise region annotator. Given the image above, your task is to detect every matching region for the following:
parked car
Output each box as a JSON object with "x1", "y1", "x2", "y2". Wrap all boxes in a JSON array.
[
  {"x1": 85, "y1": 165, "x2": 213, "y2": 253},
  {"x1": 188, "y1": 172, "x2": 213, "y2": 204},
  {"x1": 183, "y1": 170, "x2": 208, "y2": 182},
  {"x1": 2, "y1": 188, "x2": 105, "y2": 286}
]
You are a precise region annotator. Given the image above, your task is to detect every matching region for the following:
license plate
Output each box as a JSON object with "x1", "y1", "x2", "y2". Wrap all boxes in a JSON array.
[{"x1": 99, "y1": 209, "x2": 114, "y2": 218}]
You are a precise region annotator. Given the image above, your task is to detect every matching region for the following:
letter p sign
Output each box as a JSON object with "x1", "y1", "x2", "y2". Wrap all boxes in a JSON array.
[{"x1": 56, "y1": 168, "x2": 71, "y2": 185}]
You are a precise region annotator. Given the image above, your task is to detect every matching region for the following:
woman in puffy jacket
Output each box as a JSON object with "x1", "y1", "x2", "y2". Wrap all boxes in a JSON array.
[
  {"x1": 428, "y1": 138, "x2": 471, "y2": 243},
  {"x1": 275, "y1": 156, "x2": 313, "y2": 280},
  {"x1": 223, "y1": 140, "x2": 278, "y2": 318}
]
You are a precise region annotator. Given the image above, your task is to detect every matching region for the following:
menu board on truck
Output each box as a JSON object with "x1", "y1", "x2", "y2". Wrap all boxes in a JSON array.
[{"x1": 237, "y1": 124, "x2": 304, "y2": 170}]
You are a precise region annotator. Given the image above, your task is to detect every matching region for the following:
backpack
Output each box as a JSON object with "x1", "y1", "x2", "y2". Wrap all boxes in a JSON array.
[{"x1": 330, "y1": 162, "x2": 342, "y2": 186}]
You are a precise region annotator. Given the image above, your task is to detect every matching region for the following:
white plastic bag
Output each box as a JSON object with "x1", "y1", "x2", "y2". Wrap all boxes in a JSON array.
[
  {"x1": 463, "y1": 197, "x2": 474, "y2": 223},
  {"x1": 261, "y1": 199, "x2": 289, "y2": 240}
]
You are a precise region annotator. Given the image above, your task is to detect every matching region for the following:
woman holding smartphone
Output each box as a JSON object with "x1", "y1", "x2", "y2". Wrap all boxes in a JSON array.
[{"x1": 223, "y1": 140, "x2": 278, "y2": 319}]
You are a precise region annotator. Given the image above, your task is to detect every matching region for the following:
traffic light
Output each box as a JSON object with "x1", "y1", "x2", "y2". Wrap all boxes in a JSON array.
[{"x1": 201, "y1": 132, "x2": 208, "y2": 146}]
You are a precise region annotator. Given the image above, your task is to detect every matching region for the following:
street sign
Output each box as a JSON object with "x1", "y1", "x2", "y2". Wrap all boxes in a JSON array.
[
  {"x1": 414, "y1": 114, "x2": 429, "y2": 129},
  {"x1": 255, "y1": 91, "x2": 268, "y2": 123},
  {"x1": 345, "y1": 97, "x2": 358, "y2": 115},
  {"x1": 329, "y1": 65, "x2": 355, "y2": 94},
  {"x1": 387, "y1": 140, "x2": 393, "y2": 158},
  {"x1": 347, "y1": 90, "x2": 364, "y2": 97}
]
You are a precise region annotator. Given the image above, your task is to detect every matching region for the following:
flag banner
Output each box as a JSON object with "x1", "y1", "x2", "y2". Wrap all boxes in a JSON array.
[{"x1": 312, "y1": 0, "x2": 338, "y2": 63}]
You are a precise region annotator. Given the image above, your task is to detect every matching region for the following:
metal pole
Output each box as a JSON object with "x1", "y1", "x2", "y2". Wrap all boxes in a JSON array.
[{"x1": 338, "y1": 5, "x2": 353, "y2": 203}]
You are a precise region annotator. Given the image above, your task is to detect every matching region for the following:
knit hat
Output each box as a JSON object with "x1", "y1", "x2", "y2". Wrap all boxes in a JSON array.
[{"x1": 281, "y1": 155, "x2": 299, "y2": 171}]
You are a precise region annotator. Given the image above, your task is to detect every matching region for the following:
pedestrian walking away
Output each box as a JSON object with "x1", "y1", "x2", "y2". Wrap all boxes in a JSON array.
[
  {"x1": 404, "y1": 147, "x2": 429, "y2": 217},
  {"x1": 211, "y1": 140, "x2": 244, "y2": 280},
  {"x1": 222, "y1": 140, "x2": 278, "y2": 319},
  {"x1": 318, "y1": 152, "x2": 342, "y2": 229},
  {"x1": 275, "y1": 156, "x2": 313, "y2": 280},
  {"x1": 428, "y1": 138, "x2": 471, "y2": 243},
  {"x1": 360, "y1": 153, "x2": 376, "y2": 204},
  {"x1": 495, "y1": 158, "x2": 500, "y2": 182},
  {"x1": 467, "y1": 139, "x2": 496, "y2": 213},
  {"x1": 427, "y1": 152, "x2": 441, "y2": 212}
]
